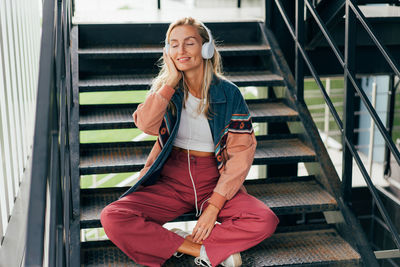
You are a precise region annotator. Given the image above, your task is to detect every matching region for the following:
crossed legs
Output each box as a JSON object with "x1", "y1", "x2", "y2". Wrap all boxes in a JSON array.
[{"x1": 101, "y1": 181, "x2": 279, "y2": 267}]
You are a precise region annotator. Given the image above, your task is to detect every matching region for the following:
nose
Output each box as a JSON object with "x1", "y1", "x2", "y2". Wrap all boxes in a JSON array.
[{"x1": 178, "y1": 43, "x2": 185, "y2": 54}]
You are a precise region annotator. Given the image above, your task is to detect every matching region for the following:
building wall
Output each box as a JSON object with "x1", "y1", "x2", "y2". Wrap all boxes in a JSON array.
[{"x1": 0, "y1": 0, "x2": 41, "y2": 244}]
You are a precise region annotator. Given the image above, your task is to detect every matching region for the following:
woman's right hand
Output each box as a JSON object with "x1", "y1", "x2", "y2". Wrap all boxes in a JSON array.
[{"x1": 163, "y1": 47, "x2": 182, "y2": 89}]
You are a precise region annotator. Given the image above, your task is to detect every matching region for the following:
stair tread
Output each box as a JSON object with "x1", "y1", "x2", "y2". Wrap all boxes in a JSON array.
[
  {"x1": 80, "y1": 179, "x2": 337, "y2": 228},
  {"x1": 81, "y1": 229, "x2": 360, "y2": 266},
  {"x1": 78, "y1": 43, "x2": 271, "y2": 55},
  {"x1": 78, "y1": 70, "x2": 284, "y2": 90},
  {"x1": 79, "y1": 137, "x2": 316, "y2": 174},
  {"x1": 79, "y1": 99, "x2": 299, "y2": 130}
]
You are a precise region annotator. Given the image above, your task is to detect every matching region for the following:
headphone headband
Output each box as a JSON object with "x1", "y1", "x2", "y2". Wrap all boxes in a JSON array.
[{"x1": 165, "y1": 21, "x2": 215, "y2": 59}]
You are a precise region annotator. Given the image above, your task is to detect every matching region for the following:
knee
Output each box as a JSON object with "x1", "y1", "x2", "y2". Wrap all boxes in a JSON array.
[
  {"x1": 100, "y1": 203, "x2": 139, "y2": 234},
  {"x1": 251, "y1": 208, "x2": 279, "y2": 239},
  {"x1": 100, "y1": 204, "x2": 116, "y2": 232}
]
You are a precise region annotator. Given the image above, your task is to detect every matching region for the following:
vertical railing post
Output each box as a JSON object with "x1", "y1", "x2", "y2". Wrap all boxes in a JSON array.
[
  {"x1": 368, "y1": 78, "x2": 377, "y2": 176},
  {"x1": 238, "y1": 0, "x2": 241, "y2": 8},
  {"x1": 295, "y1": 0, "x2": 305, "y2": 102},
  {"x1": 384, "y1": 74, "x2": 396, "y2": 177},
  {"x1": 342, "y1": 0, "x2": 357, "y2": 205},
  {"x1": 158, "y1": 0, "x2": 161, "y2": 9},
  {"x1": 324, "y1": 78, "x2": 331, "y2": 146},
  {"x1": 265, "y1": 0, "x2": 272, "y2": 28}
]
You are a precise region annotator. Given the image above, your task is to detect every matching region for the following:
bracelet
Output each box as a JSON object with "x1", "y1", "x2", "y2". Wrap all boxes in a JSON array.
[{"x1": 208, "y1": 202, "x2": 221, "y2": 211}]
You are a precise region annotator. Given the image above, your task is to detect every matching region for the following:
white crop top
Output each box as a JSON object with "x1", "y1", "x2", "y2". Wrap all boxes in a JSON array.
[{"x1": 172, "y1": 91, "x2": 214, "y2": 152}]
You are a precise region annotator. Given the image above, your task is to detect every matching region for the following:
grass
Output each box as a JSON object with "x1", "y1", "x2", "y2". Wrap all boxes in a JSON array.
[
  {"x1": 80, "y1": 90, "x2": 148, "y2": 104},
  {"x1": 80, "y1": 128, "x2": 156, "y2": 143}
]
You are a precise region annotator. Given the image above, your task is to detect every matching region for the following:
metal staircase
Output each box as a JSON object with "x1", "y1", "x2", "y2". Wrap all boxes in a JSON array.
[{"x1": 71, "y1": 21, "x2": 367, "y2": 266}]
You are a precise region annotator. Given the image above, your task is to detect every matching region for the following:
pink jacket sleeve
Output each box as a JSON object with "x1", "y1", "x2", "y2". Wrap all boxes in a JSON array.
[
  {"x1": 133, "y1": 84, "x2": 176, "y2": 136},
  {"x1": 208, "y1": 131, "x2": 257, "y2": 209}
]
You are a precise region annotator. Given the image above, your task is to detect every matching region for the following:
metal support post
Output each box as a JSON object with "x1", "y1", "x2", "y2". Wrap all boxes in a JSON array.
[
  {"x1": 324, "y1": 78, "x2": 331, "y2": 146},
  {"x1": 368, "y1": 78, "x2": 377, "y2": 176},
  {"x1": 342, "y1": 0, "x2": 357, "y2": 205},
  {"x1": 295, "y1": 0, "x2": 305, "y2": 102},
  {"x1": 265, "y1": 0, "x2": 272, "y2": 28},
  {"x1": 384, "y1": 75, "x2": 396, "y2": 177}
]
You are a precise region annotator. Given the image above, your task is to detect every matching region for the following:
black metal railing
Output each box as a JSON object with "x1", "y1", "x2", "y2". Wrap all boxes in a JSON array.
[
  {"x1": 25, "y1": 0, "x2": 73, "y2": 266},
  {"x1": 266, "y1": 0, "x2": 400, "y2": 257}
]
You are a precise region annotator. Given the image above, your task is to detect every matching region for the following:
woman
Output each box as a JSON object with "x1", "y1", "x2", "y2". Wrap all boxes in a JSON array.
[{"x1": 100, "y1": 17, "x2": 279, "y2": 267}]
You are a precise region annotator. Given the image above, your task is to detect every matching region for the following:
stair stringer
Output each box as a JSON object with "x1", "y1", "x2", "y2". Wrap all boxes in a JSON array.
[
  {"x1": 258, "y1": 22, "x2": 379, "y2": 267},
  {"x1": 70, "y1": 25, "x2": 81, "y2": 267}
]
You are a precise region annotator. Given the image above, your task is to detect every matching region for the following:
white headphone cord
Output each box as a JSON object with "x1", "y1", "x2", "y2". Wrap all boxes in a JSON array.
[{"x1": 183, "y1": 69, "x2": 210, "y2": 217}]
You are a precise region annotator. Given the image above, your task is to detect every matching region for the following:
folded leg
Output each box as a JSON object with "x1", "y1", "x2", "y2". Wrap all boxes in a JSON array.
[
  {"x1": 202, "y1": 190, "x2": 279, "y2": 267},
  {"x1": 100, "y1": 182, "x2": 192, "y2": 267}
]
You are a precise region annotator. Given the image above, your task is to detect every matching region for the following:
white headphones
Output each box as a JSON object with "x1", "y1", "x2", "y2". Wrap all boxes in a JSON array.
[{"x1": 165, "y1": 22, "x2": 215, "y2": 59}]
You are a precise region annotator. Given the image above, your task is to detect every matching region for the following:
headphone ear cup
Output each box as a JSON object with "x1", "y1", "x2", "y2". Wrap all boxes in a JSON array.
[
  {"x1": 165, "y1": 43, "x2": 170, "y2": 54},
  {"x1": 202, "y1": 42, "x2": 214, "y2": 59}
]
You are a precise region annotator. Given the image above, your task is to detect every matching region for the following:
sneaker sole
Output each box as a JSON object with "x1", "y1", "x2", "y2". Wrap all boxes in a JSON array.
[{"x1": 222, "y1": 253, "x2": 242, "y2": 267}]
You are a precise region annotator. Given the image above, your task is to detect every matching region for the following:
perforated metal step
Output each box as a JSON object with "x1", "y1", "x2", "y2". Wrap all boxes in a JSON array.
[
  {"x1": 78, "y1": 70, "x2": 285, "y2": 92},
  {"x1": 78, "y1": 43, "x2": 272, "y2": 57},
  {"x1": 79, "y1": 137, "x2": 316, "y2": 175},
  {"x1": 79, "y1": 99, "x2": 299, "y2": 130},
  {"x1": 81, "y1": 229, "x2": 361, "y2": 266},
  {"x1": 80, "y1": 177, "x2": 336, "y2": 229}
]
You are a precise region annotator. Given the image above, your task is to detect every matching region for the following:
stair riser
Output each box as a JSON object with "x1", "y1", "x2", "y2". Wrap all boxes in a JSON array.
[
  {"x1": 79, "y1": 117, "x2": 300, "y2": 131},
  {"x1": 81, "y1": 203, "x2": 338, "y2": 229},
  {"x1": 79, "y1": 22, "x2": 264, "y2": 48},
  {"x1": 79, "y1": 157, "x2": 316, "y2": 175},
  {"x1": 79, "y1": 54, "x2": 273, "y2": 77},
  {"x1": 79, "y1": 48, "x2": 271, "y2": 58},
  {"x1": 79, "y1": 79, "x2": 285, "y2": 92}
]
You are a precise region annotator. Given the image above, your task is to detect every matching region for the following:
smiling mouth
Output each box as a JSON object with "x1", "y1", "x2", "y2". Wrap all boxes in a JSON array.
[{"x1": 178, "y1": 57, "x2": 190, "y2": 62}]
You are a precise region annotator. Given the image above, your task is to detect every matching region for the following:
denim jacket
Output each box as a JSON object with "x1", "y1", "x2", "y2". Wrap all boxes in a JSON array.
[{"x1": 119, "y1": 75, "x2": 257, "y2": 210}]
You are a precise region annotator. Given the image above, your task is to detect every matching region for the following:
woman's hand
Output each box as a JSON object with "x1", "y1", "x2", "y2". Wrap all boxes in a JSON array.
[
  {"x1": 191, "y1": 204, "x2": 219, "y2": 243},
  {"x1": 163, "y1": 47, "x2": 182, "y2": 89}
]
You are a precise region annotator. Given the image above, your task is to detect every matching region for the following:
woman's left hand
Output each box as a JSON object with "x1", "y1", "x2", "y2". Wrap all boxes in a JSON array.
[{"x1": 191, "y1": 204, "x2": 219, "y2": 243}]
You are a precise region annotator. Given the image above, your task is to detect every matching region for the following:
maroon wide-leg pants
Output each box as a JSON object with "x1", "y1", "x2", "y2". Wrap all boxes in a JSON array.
[{"x1": 100, "y1": 149, "x2": 279, "y2": 267}]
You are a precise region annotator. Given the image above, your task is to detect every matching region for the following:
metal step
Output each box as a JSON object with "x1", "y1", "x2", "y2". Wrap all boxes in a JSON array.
[
  {"x1": 79, "y1": 99, "x2": 299, "y2": 130},
  {"x1": 81, "y1": 229, "x2": 361, "y2": 266},
  {"x1": 80, "y1": 177, "x2": 337, "y2": 229},
  {"x1": 78, "y1": 43, "x2": 272, "y2": 57},
  {"x1": 79, "y1": 136, "x2": 316, "y2": 175},
  {"x1": 78, "y1": 70, "x2": 285, "y2": 92}
]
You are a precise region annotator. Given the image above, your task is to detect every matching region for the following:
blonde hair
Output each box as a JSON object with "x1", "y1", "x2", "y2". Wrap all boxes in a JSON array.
[{"x1": 150, "y1": 17, "x2": 225, "y2": 117}]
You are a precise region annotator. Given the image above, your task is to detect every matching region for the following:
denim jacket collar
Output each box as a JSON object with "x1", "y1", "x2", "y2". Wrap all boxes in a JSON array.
[{"x1": 171, "y1": 74, "x2": 226, "y2": 105}]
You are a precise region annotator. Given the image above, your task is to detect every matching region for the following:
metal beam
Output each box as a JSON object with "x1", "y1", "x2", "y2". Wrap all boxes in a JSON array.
[
  {"x1": 341, "y1": 0, "x2": 357, "y2": 205},
  {"x1": 307, "y1": 0, "x2": 345, "y2": 49},
  {"x1": 25, "y1": 0, "x2": 56, "y2": 264},
  {"x1": 374, "y1": 249, "x2": 400, "y2": 259},
  {"x1": 295, "y1": 0, "x2": 305, "y2": 102}
]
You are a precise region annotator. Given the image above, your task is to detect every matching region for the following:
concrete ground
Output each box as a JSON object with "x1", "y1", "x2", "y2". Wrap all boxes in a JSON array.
[{"x1": 73, "y1": 0, "x2": 265, "y2": 24}]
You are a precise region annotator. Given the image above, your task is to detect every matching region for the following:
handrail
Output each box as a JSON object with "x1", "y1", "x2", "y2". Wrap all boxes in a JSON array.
[
  {"x1": 25, "y1": 0, "x2": 73, "y2": 266},
  {"x1": 273, "y1": 0, "x2": 344, "y2": 130},
  {"x1": 271, "y1": 0, "x2": 400, "y2": 255},
  {"x1": 304, "y1": 0, "x2": 400, "y2": 165},
  {"x1": 348, "y1": 2, "x2": 400, "y2": 78}
]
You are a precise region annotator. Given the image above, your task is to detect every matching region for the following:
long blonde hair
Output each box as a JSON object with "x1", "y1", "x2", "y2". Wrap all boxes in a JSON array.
[{"x1": 150, "y1": 17, "x2": 225, "y2": 117}]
